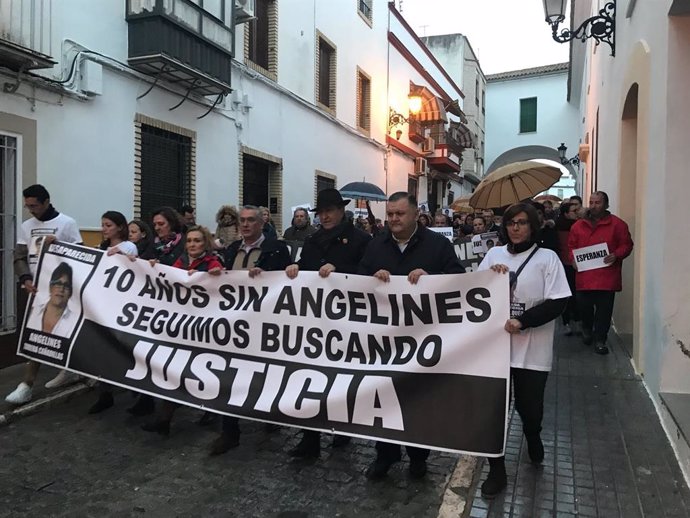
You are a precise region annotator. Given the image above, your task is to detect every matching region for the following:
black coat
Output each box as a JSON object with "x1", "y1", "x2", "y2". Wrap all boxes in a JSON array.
[
  {"x1": 358, "y1": 226, "x2": 466, "y2": 276},
  {"x1": 223, "y1": 237, "x2": 291, "y2": 271},
  {"x1": 298, "y1": 221, "x2": 371, "y2": 273}
]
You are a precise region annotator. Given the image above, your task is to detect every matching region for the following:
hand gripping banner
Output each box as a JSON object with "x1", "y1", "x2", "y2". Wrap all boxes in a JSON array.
[{"x1": 19, "y1": 242, "x2": 511, "y2": 456}]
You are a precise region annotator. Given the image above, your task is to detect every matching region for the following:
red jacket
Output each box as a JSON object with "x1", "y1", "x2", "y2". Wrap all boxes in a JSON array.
[{"x1": 568, "y1": 213, "x2": 633, "y2": 291}]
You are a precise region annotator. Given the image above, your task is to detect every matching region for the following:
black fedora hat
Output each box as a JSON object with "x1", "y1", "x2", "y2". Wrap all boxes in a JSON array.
[{"x1": 312, "y1": 188, "x2": 351, "y2": 212}]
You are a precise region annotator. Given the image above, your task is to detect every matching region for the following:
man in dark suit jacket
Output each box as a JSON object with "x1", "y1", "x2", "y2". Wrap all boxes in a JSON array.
[{"x1": 358, "y1": 191, "x2": 465, "y2": 480}]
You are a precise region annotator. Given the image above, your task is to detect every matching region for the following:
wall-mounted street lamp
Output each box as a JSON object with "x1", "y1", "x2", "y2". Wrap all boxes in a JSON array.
[
  {"x1": 388, "y1": 93, "x2": 423, "y2": 140},
  {"x1": 558, "y1": 143, "x2": 580, "y2": 166},
  {"x1": 543, "y1": 0, "x2": 616, "y2": 57}
]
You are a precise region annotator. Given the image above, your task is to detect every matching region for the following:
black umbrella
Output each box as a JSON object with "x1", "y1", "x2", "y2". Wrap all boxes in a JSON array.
[{"x1": 339, "y1": 181, "x2": 387, "y2": 202}]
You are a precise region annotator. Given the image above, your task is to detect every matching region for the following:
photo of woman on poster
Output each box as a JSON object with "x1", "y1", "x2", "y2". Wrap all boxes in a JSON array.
[{"x1": 26, "y1": 261, "x2": 79, "y2": 338}]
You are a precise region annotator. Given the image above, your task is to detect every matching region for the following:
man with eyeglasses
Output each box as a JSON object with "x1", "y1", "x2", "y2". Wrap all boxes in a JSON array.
[
  {"x1": 568, "y1": 191, "x2": 633, "y2": 354},
  {"x1": 207, "y1": 205, "x2": 292, "y2": 455},
  {"x1": 6, "y1": 184, "x2": 83, "y2": 405}
]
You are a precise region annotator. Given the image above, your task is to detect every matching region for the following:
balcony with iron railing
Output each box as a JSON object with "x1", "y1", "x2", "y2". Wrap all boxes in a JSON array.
[
  {"x1": 0, "y1": 0, "x2": 55, "y2": 71},
  {"x1": 125, "y1": 0, "x2": 235, "y2": 96},
  {"x1": 429, "y1": 125, "x2": 465, "y2": 159}
]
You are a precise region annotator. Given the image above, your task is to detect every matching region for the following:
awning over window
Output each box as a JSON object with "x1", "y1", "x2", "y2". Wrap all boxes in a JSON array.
[
  {"x1": 450, "y1": 121, "x2": 474, "y2": 148},
  {"x1": 445, "y1": 99, "x2": 468, "y2": 124},
  {"x1": 410, "y1": 83, "x2": 448, "y2": 123}
]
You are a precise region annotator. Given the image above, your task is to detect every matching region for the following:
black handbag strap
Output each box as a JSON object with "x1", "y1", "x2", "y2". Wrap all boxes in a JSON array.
[{"x1": 514, "y1": 245, "x2": 539, "y2": 282}]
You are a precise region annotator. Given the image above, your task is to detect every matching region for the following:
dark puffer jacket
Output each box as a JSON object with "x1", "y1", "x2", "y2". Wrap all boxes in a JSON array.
[{"x1": 298, "y1": 220, "x2": 371, "y2": 273}]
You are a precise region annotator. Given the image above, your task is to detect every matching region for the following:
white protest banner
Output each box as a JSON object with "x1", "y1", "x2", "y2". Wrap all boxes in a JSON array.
[
  {"x1": 20, "y1": 242, "x2": 510, "y2": 456},
  {"x1": 573, "y1": 243, "x2": 610, "y2": 272},
  {"x1": 429, "y1": 226, "x2": 454, "y2": 241}
]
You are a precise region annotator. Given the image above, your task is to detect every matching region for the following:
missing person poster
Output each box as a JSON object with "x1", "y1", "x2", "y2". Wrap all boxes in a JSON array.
[{"x1": 19, "y1": 242, "x2": 511, "y2": 457}]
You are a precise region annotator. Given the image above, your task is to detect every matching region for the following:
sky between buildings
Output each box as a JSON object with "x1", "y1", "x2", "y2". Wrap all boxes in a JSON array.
[{"x1": 399, "y1": 0, "x2": 570, "y2": 75}]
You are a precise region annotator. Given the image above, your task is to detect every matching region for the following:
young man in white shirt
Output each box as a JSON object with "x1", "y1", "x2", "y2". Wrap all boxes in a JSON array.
[{"x1": 6, "y1": 184, "x2": 83, "y2": 405}]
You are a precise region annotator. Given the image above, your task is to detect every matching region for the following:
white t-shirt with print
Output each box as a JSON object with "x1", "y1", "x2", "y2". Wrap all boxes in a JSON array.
[
  {"x1": 478, "y1": 244, "x2": 571, "y2": 371},
  {"x1": 18, "y1": 214, "x2": 82, "y2": 276},
  {"x1": 108, "y1": 241, "x2": 138, "y2": 257}
]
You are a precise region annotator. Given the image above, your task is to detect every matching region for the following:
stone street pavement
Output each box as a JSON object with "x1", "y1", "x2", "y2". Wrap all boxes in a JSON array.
[
  {"x1": 466, "y1": 326, "x2": 690, "y2": 518},
  {"x1": 0, "y1": 387, "x2": 464, "y2": 518}
]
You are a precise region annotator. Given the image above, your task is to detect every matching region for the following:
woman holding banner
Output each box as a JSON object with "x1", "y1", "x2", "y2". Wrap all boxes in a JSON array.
[
  {"x1": 477, "y1": 203, "x2": 571, "y2": 499},
  {"x1": 141, "y1": 226, "x2": 222, "y2": 436},
  {"x1": 151, "y1": 207, "x2": 186, "y2": 266},
  {"x1": 89, "y1": 211, "x2": 139, "y2": 414}
]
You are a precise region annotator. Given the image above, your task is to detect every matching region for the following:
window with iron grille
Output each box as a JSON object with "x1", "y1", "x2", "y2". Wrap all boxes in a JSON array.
[
  {"x1": 316, "y1": 174, "x2": 336, "y2": 194},
  {"x1": 0, "y1": 134, "x2": 17, "y2": 332},
  {"x1": 316, "y1": 33, "x2": 337, "y2": 112},
  {"x1": 140, "y1": 124, "x2": 192, "y2": 221},
  {"x1": 356, "y1": 68, "x2": 371, "y2": 132},
  {"x1": 519, "y1": 97, "x2": 538, "y2": 133}
]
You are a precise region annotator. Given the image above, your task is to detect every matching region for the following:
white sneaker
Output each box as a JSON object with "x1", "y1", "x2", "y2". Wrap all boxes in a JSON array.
[
  {"x1": 5, "y1": 382, "x2": 33, "y2": 405},
  {"x1": 45, "y1": 370, "x2": 78, "y2": 389}
]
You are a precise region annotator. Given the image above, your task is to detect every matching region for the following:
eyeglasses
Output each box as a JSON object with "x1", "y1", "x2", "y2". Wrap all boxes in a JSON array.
[
  {"x1": 507, "y1": 219, "x2": 530, "y2": 228},
  {"x1": 50, "y1": 280, "x2": 72, "y2": 289}
]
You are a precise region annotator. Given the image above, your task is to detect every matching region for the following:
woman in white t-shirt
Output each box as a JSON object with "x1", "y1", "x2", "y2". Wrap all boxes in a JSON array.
[
  {"x1": 100, "y1": 211, "x2": 138, "y2": 258},
  {"x1": 88, "y1": 211, "x2": 139, "y2": 414},
  {"x1": 477, "y1": 202, "x2": 571, "y2": 499}
]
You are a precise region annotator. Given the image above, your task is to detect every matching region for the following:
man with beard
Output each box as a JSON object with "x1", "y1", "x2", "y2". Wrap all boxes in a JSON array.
[
  {"x1": 285, "y1": 188, "x2": 371, "y2": 458},
  {"x1": 282, "y1": 207, "x2": 316, "y2": 243},
  {"x1": 358, "y1": 192, "x2": 466, "y2": 480},
  {"x1": 568, "y1": 191, "x2": 633, "y2": 354}
]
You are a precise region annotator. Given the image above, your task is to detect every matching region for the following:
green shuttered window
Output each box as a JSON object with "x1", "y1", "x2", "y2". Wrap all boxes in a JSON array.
[{"x1": 519, "y1": 97, "x2": 537, "y2": 133}]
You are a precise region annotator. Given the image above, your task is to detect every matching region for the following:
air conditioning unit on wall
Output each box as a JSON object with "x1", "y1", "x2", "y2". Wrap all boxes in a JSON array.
[
  {"x1": 235, "y1": 0, "x2": 255, "y2": 23},
  {"x1": 422, "y1": 136, "x2": 435, "y2": 153},
  {"x1": 414, "y1": 157, "x2": 427, "y2": 175}
]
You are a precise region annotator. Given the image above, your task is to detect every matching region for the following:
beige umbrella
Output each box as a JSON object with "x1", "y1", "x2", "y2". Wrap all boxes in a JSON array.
[
  {"x1": 533, "y1": 193, "x2": 563, "y2": 204},
  {"x1": 450, "y1": 194, "x2": 474, "y2": 212},
  {"x1": 469, "y1": 161, "x2": 562, "y2": 209}
]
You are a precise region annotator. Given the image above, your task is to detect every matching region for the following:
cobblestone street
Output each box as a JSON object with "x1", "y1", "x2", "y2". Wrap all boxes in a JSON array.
[{"x1": 0, "y1": 388, "x2": 461, "y2": 517}]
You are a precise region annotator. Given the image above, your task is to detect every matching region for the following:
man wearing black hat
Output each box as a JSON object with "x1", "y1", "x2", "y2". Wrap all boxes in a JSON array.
[{"x1": 285, "y1": 188, "x2": 372, "y2": 458}]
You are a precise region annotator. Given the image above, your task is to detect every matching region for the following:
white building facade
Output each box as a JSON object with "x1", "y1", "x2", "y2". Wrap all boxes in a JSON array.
[
  {"x1": 422, "y1": 33, "x2": 486, "y2": 195},
  {"x1": 0, "y1": 0, "x2": 470, "y2": 353},
  {"x1": 568, "y1": 0, "x2": 690, "y2": 483},
  {"x1": 485, "y1": 63, "x2": 580, "y2": 200}
]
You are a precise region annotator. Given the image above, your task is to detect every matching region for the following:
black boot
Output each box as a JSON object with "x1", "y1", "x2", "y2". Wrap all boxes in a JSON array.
[
  {"x1": 582, "y1": 327, "x2": 593, "y2": 345},
  {"x1": 127, "y1": 395, "x2": 155, "y2": 416},
  {"x1": 88, "y1": 391, "x2": 114, "y2": 414},
  {"x1": 209, "y1": 431, "x2": 240, "y2": 456},
  {"x1": 197, "y1": 411, "x2": 217, "y2": 426},
  {"x1": 332, "y1": 435, "x2": 351, "y2": 448},
  {"x1": 366, "y1": 451, "x2": 401, "y2": 480},
  {"x1": 141, "y1": 419, "x2": 170, "y2": 436},
  {"x1": 481, "y1": 457, "x2": 507, "y2": 499},
  {"x1": 526, "y1": 434, "x2": 544, "y2": 464},
  {"x1": 289, "y1": 431, "x2": 320, "y2": 458}
]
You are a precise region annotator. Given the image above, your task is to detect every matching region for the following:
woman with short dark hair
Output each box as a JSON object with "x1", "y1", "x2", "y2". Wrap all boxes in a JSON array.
[{"x1": 477, "y1": 202, "x2": 571, "y2": 499}]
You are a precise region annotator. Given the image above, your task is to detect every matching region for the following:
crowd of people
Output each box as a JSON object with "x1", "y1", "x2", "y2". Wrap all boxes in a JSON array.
[{"x1": 4, "y1": 184, "x2": 632, "y2": 496}]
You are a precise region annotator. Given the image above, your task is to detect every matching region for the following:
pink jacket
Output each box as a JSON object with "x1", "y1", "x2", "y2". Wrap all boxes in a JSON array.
[{"x1": 568, "y1": 213, "x2": 633, "y2": 292}]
